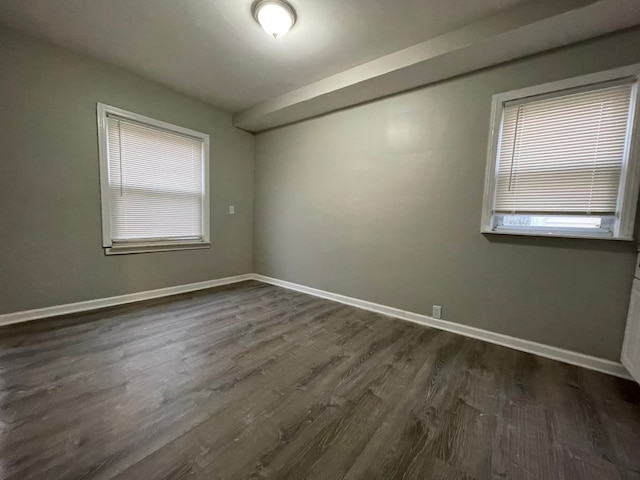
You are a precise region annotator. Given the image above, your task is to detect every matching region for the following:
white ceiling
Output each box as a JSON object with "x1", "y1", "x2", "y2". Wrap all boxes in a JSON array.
[
  {"x1": 235, "y1": 0, "x2": 640, "y2": 131},
  {"x1": 0, "y1": 0, "x2": 531, "y2": 112}
]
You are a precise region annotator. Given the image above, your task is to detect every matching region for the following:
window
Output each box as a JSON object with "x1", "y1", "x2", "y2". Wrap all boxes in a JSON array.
[
  {"x1": 481, "y1": 65, "x2": 640, "y2": 240},
  {"x1": 97, "y1": 104, "x2": 210, "y2": 254}
]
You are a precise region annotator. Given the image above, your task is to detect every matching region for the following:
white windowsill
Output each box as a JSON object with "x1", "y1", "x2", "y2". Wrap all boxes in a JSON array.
[
  {"x1": 105, "y1": 242, "x2": 212, "y2": 255},
  {"x1": 481, "y1": 228, "x2": 633, "y2": 241}
]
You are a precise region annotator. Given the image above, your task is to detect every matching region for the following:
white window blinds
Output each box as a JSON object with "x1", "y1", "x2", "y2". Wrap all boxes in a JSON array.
[
  {"x1": 495, "y1": 82, "x2": 634, "y2": 215},
  {"x1": 106, "y1": 115, "x2": 205, "y2": 243}
]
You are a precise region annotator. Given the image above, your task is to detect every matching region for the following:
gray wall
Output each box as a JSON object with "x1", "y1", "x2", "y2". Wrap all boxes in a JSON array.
[
  {"x1": 0, "y1": 26, "x2": 255, "y2": 314},
  {"x1": 254, "y1": 27, "x2": 640, "y2": 361},
  {"x1": 3, "y1": 22, "x2": 640, "y2": 362}
]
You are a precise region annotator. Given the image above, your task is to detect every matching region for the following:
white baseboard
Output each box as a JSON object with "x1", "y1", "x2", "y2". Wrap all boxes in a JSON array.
[
  {"x1": 0, "y1": 274, "x2": 253, "y2": 327},
  {"x1": 252, "y1": 274, "x2": 632, "y2": 380},
  {"x1": 0, "y1": 272, "x2": 630, "y2": 380}
]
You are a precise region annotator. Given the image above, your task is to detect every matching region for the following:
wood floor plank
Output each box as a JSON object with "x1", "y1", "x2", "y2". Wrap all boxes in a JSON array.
[{"x1": 0, "y1": 280, "x2": 639, "y2": 480}]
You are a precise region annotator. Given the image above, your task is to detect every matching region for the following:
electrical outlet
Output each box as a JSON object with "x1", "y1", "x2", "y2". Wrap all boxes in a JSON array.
[
  {"x1": 432, "y1": 305, "x2": 442, "y2": 319},
  {"x1": 229, "y1": 205, "x2": 235, "y2": 215}
]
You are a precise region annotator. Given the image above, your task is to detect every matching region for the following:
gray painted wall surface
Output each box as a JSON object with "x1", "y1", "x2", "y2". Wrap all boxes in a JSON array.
[
  {"x1": 254, "y1": 28, "x2": 640, "y2": 361},
  {"x1": 0, "y1": 26, "x2": 255, "y2": 314},
  {"x1": 2, "y1": 22, "x2": 640, "y2": 362}
]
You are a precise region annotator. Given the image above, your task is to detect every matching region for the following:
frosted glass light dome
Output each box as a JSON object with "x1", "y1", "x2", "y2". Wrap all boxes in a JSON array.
[{"x1": 253, "y1": 0, "x2": 296, "y2": 38}]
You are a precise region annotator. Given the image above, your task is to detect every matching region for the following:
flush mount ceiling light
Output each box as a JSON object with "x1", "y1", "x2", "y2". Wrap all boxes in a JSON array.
[{"x1": 252, "y1": 0, "x2": 296, "y2": 38}]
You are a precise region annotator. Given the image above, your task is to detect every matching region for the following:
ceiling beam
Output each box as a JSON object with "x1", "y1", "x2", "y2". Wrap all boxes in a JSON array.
[{"x1": 233, "y1": 0, "x2": 640, "y2": 132}]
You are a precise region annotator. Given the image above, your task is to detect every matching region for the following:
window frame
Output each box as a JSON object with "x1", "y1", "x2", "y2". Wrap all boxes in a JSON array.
[
  {"x1": 481, "y1": 64, "x2": 640, "y2": 241},
  {"x1": 97, "y1": 103, "x2": 211, "y2": 255}
]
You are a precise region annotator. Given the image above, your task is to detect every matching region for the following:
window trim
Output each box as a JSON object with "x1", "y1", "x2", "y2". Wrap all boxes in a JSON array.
[
  {"x1": 480, "y1": 64, "x2": 640, "y2": 241},
  {"x1": 97, "y1": 103, "x2": 211, "y2": 255}
]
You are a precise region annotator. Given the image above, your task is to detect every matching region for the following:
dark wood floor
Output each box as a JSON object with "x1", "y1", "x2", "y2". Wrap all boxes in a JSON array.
[{"x1": 1, "y1": 281, "x2": 639, "y2": 480}]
